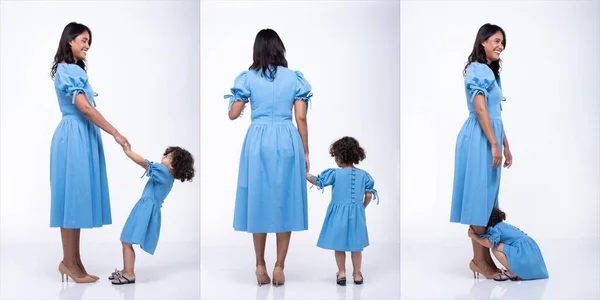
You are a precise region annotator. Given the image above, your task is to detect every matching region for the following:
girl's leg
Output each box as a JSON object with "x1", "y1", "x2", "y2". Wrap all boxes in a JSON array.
[
  {"x1": 470, "y1": 225, "x2": 498, "y2": 273},
  {"x1": 112, "y1": 242, "x2": 136, "y2": 283},
  {"x1": 60, "y1": 228, "x2": 86, "y2": 278},
  {"x1": 74, "y1": 229, "x2": 98, "y2": 279},
  {"x1": 335, "y1": 251, "x2": 346, "y2": 279},
  {"x1": 350, "y1": 251, "x2": 362, "y2": 281},
  {"x1": 491, "y1": 244, "x2": 516, "y2": 277}
]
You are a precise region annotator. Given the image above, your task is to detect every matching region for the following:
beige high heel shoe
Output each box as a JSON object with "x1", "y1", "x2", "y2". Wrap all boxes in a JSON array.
[
  {"x1": 58, "y1": 262, "x2": 97, "y2": 283},
  {"x1": 469, "y1": 260, "x2": 504, "y2": 280},
  {"x1": 272, "y1": 266, "x2": 285, "y2": 286},
  {"x1": 255, "y1": 265, "x2": 271, "y2": 286}
]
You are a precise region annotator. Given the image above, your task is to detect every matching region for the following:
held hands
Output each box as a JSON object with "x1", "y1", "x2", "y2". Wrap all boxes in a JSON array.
[{"x1": 114, "y1": 132, "x2": 130, "y2": 149}]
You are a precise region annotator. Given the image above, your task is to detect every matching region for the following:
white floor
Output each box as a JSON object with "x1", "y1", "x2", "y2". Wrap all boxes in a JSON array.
[
  {"x1": 200, "y1": 243, "x2": 400, "y2": 300},
  {"x1": 401, "y1": 238, "x2": 600, "y2": 299},
  {"x1": 0, "y1": 242, "x2": 200, "y2": 300}
]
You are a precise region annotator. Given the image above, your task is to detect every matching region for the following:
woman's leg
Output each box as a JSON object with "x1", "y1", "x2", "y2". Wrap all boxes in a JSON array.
[
  {"x1": 112, "y1": 242, "x2": 136, "y2": 283},
  {"x1": 74, "y1": 229, "x2": 98, "y2": 279},
  {"x1": 273, "y1": 232, "x2": 291, "y2": 285},
  {"x1": 275, "y1": 232, "x2": 291, "y2": 269},
  {"x1": 491, "y1": 244, "x2": 516, "y2": 277},
  {"x1": 350, "y1": 251, "x2": 362, "y2": 281},
  {"x1": 335, "y1": 251, "x2": 346, "y2": 279},
  {"x1": 471, "y1": 225, "x2": 498, "y2": 273},
  {"x1": 60, "y1": 228, "x2": 85, "y2": 278},
  {"x1": 253, "y1": 233, "x2": 270, "y2": 285},
  {"x1": 253, "y1": 233, "x2": 268, "y2": 267}
]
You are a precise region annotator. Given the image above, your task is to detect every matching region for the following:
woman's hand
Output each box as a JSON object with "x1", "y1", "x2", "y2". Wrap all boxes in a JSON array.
[
  {"x1": 114, "y1": 132, "x2": 130, "y2": 149},
  {"x1": 491, "y1": 144, "x2": 502, "y2": 168},
  {"x1": 305, "y1": 154, "x2": 310, "y2": 172},
  {"x1": 503, "y1": 146, "x2": 512, "y2": 168}
]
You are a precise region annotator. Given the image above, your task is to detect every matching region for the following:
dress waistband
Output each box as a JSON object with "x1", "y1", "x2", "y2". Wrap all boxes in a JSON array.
[
  {"x1": 468, "y1": 112, "x2": 502, "y2": 121},
  {"x1": 251, "y1": 119, "x2": 293, "y2": 125}
]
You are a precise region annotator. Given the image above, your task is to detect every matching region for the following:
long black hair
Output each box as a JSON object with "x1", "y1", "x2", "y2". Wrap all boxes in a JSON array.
[
  {"x1": 51, "y1": 22, "x2": 92, "y2": 79},
  {"x1": 463, "y1": 23, "x2": 506, "y2": 79},
  {"x1": 249, "y1": 29, "x2": 288, "y2": 81}
]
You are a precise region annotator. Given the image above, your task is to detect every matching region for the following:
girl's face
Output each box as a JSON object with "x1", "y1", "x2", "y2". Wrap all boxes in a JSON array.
[
  {"x1": 69, "y1": 31, "x2": 90, "y2": 61},
  {"x1": 161, "y1": 152, "x2": 174, "y2": 170},
  {"x1": 481, "y1": 31, "x2": 504, "y2": 63}
]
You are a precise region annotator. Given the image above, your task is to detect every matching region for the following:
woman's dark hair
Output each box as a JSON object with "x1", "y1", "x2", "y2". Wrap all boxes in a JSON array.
[
  {"x1": 249, "y1": 29, "x2": 288, "y2": 81},
  {"x1": 464, "y1": 23, "x2": 506, "y2": 79},
  {"x1": 487, "y1": 207, "x2": 506, "y2": 228},
  {"x1": 51, "y1": 22, "x2": 92, "y2": 79},
  {"x1": 164, "y1": 146, "x2": 195, "y2": 182},
  {"x1": 329, "y1": 136, "x2": 366, "y2": 165}
]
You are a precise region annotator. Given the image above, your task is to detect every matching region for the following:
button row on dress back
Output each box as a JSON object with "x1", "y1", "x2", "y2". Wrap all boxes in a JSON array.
[{"x1": 351, "y1": 169, "x2": 356, "y2": 203}]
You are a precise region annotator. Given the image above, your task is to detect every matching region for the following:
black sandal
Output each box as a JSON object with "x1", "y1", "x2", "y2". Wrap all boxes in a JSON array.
[
  {"x1": 493, "y1": 272, "x2": 509, "y2": 282},
  {"x1": 354, "y1": 272, "x2": 364, "y2": 285},
  {"x1": 503, "y1": 270, "x2": 519, "y2": 281},
  {"x1": 111, "y1": 274, "x2": 135, "y2": 285},
  {"x1": 336, "y1": 272, "x2": 346, "y2": 286}
]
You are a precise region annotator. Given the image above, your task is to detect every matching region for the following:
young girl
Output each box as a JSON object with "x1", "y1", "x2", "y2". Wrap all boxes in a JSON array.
[
  {"x1": 108, "y1": 145, "x2": 195, "y2": 285},
  {"x1": 468, "y1": 207, "x2": 549, "y2": 281},
  {"x1": 306, "y1": 136, "x2": 379, "y2": 286}
]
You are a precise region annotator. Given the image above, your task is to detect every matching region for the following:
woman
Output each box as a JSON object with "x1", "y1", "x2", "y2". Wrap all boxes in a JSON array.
[
  {"x1": 225, "y1": 29, "x2": 312, "y2": 286},
  {"x1": 450, "y1": 23, "x2": 513, "y2": 279},
  {"x1": 50, "y1": 22, "x2": 129, "y2": 283}
]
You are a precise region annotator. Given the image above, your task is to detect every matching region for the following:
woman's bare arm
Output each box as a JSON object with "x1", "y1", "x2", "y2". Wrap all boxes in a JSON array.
[
  {"x1": 74, "y1": 93, "x2": 118, "y2": 136},
  {"x1": 294, "y1": 100, "x2": 309, "y2": 155},
  {"x1": 473, "y1": 94, "x2": 498, "y2": 147},
  {"x1": 228, "y1": 101, "x2": 246, "y2": 120}
]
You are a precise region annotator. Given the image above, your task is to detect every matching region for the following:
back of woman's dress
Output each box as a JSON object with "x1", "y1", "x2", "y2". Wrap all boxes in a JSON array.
[
  {"x1": 226, "y1": 66, "x2": 312, "y2": 233},
  {"x1": 50, "y1": 63, "x2": 111, "y2": 228}
]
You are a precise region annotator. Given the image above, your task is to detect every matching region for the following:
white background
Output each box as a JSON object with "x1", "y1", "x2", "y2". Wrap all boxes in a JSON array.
[
  {"x1": 400, "y1": 0, "x2": 600, "y2": 241},
  {"x1": 0, "y1": 1, "x2": 200, "y2": 247},
  {"x1": 200, "y1": 0, "x2": 400, "y2": 248}
]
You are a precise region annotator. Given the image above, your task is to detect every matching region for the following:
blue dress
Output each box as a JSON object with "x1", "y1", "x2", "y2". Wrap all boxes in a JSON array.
[
  {"x1": 450, "y1": 62, "x2": 506, "y2": 226},
  {"x1": 50, "y1": 63, "x2": 111, "y2": 228},
  {"x1": 120, "y1": 160, "x2": 174, "y2": 255},
  {"x1": 225, "y1": 67, "x2": 311, "y2": 233},
  {"x1": 311, "y1": 168, "x2": 379, "y2": 252},
  {"x1": 478, "y1": 221, "x2": 549, "y2": 280}
]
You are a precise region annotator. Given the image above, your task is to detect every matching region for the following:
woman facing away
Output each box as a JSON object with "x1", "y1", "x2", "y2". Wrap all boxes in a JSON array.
[
  {"x1": 50, "y1": 22, "x2": 130, "y2": 283},
  {"x1": 225, "y1": 29, "x2": 312, "y2": 286},
  {"x1": 450, "y1": 23, "x2": 514, "y2": 279}
]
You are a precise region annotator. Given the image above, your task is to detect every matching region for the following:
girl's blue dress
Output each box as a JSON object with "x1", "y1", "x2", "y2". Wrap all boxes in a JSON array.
[
  {"x1": 479, "y1": 221, "x2": 549, "y2": 280},
  {"x1": 120, "y1": 160, "x2": 174, "y2": 255},
  {"x1": 451, "y1": 62, "x2": 506, "y2": 226},
  {"x1": 226, "y1": 67, "x2": 311, "y2": 233},
  {"x1": 50, "y1": 63, "x2": 112, "y2": 228},
  {"x1": 312, "y1": 168, "x2": 378, "y2": 252}
]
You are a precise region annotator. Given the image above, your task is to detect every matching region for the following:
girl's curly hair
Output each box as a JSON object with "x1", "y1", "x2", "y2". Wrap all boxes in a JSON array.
[
  {"x1": 164, "y1": 146, "x2": 195, "y2": 182},
  {"x1": 487, "y1": 207, "x2": 506, "y2": 228},
  {"x1": 329, "y1": 136, "x2": 366, "y2": 165}
]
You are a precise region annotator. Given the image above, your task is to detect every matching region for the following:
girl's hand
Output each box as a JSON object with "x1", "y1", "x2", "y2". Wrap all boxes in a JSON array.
[
  {"x1": 503, "y1": 146, "x2": 513, "y2": 168},
  {"x1": 491, "y1": 144, "x2": 502, "y2": 168},
  {"x1": 468, "y1": 226, "x2": 476, "y2": 238}
]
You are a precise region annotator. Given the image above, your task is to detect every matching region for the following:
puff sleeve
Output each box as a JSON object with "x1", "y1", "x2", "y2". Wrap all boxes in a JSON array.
[
  {"x1": 224, "y1": 71, "x2": 251, "y2": 111},
  {"x1": 310, "y1": 168, "x2": 336, "y2": 192},
  {"x1": 141, "y1": 160, "x2": 171, "y2": 185},
  {"x1": 478, "y1": 226, "x2": 501, "y2": 249},
  {"x1": 365, "y1": 172, "x2": 379, "y2": 204},
  {"x1": 54, "y1": 66, "x2": 97, "y2": 106},
  {"x1": 294, "y1": 71, "x2": 313, "y2": 113},
  {"x1": 465, "y1": 63, "x2": 495, "y2": 104}
]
